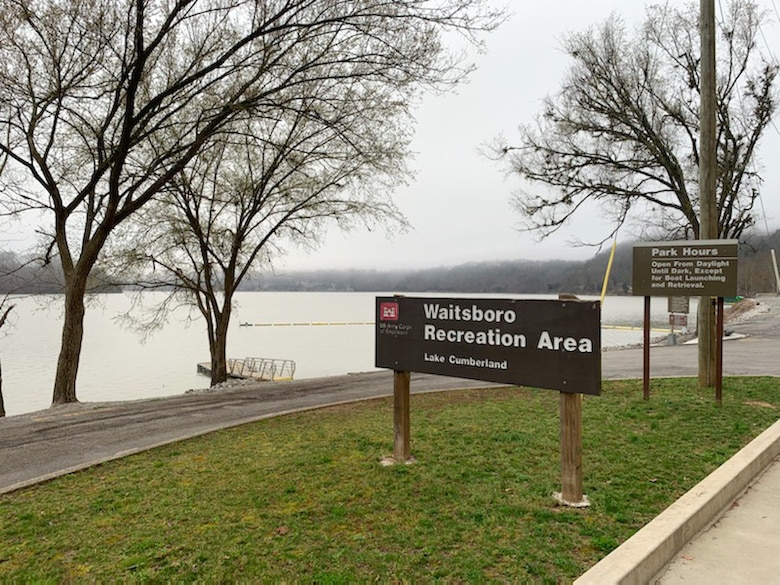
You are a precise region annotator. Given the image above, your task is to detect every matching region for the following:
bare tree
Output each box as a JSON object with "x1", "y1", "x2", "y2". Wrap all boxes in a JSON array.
[
  {"x1": 0, "y1": 299, "x2": 14, "y2": 417},
  {"x1": 112, "y1": 80, "x2": 409, "y2": 385},
  {"x1": 490, "y1": 0, "x2": 777, "y2": 244},
  {"x1": 0, "y1": 0, "x2": 503, "y2": 405}
]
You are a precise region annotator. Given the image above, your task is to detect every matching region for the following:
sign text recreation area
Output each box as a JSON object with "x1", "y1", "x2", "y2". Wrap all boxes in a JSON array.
[{"x1": 375, "y1": 297, "x2": 601, "y2": 396}]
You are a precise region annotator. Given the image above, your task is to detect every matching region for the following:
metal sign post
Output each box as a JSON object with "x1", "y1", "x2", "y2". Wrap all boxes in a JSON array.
[
  {"x1": 643, "y1": 296, "x2": 651, "y2": 400},
  {"x1": 716, "y1": 297, "x2": 724, "y2": 405}
]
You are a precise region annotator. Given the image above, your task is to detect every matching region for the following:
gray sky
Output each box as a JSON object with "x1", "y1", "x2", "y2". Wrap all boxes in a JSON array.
[{"x1": 281, "y1": 0, "x2": 780, "y2": 272}]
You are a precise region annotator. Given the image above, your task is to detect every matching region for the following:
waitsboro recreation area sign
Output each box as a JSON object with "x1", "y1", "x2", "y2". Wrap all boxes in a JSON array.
[{"x1": 375, "y1": 296, "x2": 601, "y2": 396}]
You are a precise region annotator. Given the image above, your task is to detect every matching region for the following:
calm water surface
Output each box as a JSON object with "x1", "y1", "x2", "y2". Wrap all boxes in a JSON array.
[{"x1": 0, "y1": 292, "x2": 693, "y2": 416}]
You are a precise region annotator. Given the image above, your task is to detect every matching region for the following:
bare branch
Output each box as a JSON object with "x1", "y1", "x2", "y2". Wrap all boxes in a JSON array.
[
  {"x1": 490, "y1": 0, "x2": 777, "y2": 245},
  {"x1": 0, "y1": 0, "x2": 505, "y2": 403}
]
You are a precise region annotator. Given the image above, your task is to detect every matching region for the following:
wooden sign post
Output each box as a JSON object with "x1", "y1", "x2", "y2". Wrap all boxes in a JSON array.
[
  {"x1": 393, "y1": 370, "x2": 411, "y2": 462},
  {"x1": 555, "y1": 392, "x2": 590, "y2": 507}
]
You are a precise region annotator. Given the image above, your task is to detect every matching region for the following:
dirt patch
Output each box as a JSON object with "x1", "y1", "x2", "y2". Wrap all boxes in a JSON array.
[{"x1": 724, "y1": 298, "x2": 767, "y2": 323}]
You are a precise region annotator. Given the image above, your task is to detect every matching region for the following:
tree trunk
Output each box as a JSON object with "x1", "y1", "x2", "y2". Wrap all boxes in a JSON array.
[
  {"x1": 0, "y1": 304, "x2": 13, "y2": 417},
  {"x1": 698, "y1": 0, "x2": 718, "y2": 388},
  {"x1": 697, "y1": 299, "x2": 716, "y2": 386},
  {"x1": 210, "y1": 330, "x2": 229, "y2": 386},
  {"x1": 0, "y1": 357, "x2": 5, "y2": 417},
  {"x1": 51, "y1": 274, "x2": 88, "y2": 405},
  {"x1": 209, "y1": 302, "x2": 232, "y2": 386}
]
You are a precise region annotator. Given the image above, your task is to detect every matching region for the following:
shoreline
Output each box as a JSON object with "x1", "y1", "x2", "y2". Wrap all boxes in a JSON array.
[{"x1": 4, "y1": 295, "x2": 778, "y2": 421}]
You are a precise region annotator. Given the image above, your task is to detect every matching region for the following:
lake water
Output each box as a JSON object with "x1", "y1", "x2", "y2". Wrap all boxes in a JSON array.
[{"x1": 0, "y1": 292, "x2": 694, "y2": 417}]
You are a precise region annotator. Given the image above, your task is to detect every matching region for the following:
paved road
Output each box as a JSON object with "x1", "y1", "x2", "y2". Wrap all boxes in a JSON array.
[
  {"x1": 0, "y1": 372, "x2": 490, "y2": 493},
  {"x1": 602, "y1": 294, "x2": 780, "y2": 379},
  {"x1": 2, "y1": 294, "x2": 779, "y2": 496}
]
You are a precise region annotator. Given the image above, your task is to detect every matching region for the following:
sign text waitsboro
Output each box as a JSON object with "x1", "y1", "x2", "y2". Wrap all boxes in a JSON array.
[
  {"x1": 632, "y1": 240, "x2": 738, "y2": 297},
  {"x1": 375, "y1": 297, "x2": 601, "y2": 395}
]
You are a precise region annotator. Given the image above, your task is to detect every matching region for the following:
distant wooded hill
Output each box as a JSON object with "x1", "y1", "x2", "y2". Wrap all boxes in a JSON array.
[
  {"x1": 0, "y1": 252, "x2": 119, "y2": 295},
  {"x1": 2, "y1": 230, "x2": 778, "y2": 295},
  {"x1": 240, "y1": 230, "x2": 780, "y2": 296}
]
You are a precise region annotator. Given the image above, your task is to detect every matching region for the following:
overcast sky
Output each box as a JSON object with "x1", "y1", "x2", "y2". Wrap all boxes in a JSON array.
[{"x1": 280, "y1": 0, "x2": 780, "y2": 272}]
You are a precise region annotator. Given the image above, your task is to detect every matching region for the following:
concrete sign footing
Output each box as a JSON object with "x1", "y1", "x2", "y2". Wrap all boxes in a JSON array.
[{"x1": 553, "y1": 492, "x2": 591, "y2": 508}]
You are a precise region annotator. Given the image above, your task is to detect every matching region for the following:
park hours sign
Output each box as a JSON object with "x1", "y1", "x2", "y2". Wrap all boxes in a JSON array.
[{"x1": 632, "y1": 239, "x2": 738, "y2": 297}]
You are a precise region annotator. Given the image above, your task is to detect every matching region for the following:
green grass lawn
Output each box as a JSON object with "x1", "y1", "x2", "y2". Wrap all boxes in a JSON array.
[{"x1": 1, "y1": 377, "x2": 778, "y2": 582}]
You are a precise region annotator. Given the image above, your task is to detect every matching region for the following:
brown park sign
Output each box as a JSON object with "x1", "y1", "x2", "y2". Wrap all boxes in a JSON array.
[
  {"x1": 668, "y1": 296, "x2": 690, "y2": 314},
  {"x1": 632, "y1": 240, "x2": 738, "y2": 297},
  {"x1": 375, "y1": 296, "x2": 601, "y2": 395}
]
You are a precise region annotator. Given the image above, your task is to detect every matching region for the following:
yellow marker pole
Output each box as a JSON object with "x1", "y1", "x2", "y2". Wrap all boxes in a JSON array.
[{"x1": 600, "y1": 239, "x2": 618, "y2": 304}]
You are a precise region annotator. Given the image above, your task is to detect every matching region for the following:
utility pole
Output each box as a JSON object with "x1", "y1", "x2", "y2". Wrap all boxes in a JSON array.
[{"x1": 699, "y1": 0, "x2": 717, "y2": 387}]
